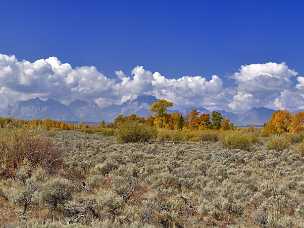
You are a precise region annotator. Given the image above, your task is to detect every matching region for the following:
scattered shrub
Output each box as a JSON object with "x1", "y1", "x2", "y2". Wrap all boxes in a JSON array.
[
  {"x1": 87, "y1": 175, "x2": 106, "y2": 189},
  {"x1": 3, "y1": 117, "x2": 304, "y2": 227},
  {"x1": 0, "y1": 129, "x2": 62, "y2": 178},
  {"x1": 182, "y1": 129, "x2": 206, "y2": 141},
  {"x1": 92, "y1": 160, "x2": 119, "y2": 176},
  {"x1": 157, "y1": 129, "x2": 185, "y2": 142},
  {"x1": 116, "y1": 122, "x2": 157, "y2": 143},
  {"x1": 287, "y1": 132, "x2": 304, "y2": 144},
  {"x1": 295, "y1": 142, "x2": 304, "y2": 155},
  {"x1": 95, "y1": 191, "x2": 124, "y2": 218},
  {"x1": 156, "y1": 129, "x2": 219, "y2": 142},
  {"x1": 267, "y1": 135, "x2": 291, "y2": 151},
  {"x1": 98, "y1": 128, "x2": 116, "y2": 136},
  {"x1": 111, "y1": 175, "x2": 137, "y2": 199},
  {"x1": 221, "y1": 131, "x2": 258, "y2": 150},
  {"x1": 37, "y1": 177, "x2": 73, "y2": 210},
  {"x1": 11, "y1": 184, "x2": 36, "y2": 215},
  {"x1": 200, "y1": 130, "x2": 219, "y2": 142},
  {"x1": 240, "y1": 127, "x2": 261, "y2": 137}
]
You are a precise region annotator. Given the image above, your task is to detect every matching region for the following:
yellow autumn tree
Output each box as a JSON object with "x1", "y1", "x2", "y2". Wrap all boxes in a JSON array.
[
  {"x1": 290, "y1": 112, "x2": 304, "y2": 133},
  {"x1": 264, "y1": 110, "x2": 292, "y2": 134},
  {"x1": 150, "y1": 99, "x2": 173, "y2": 128},
  {"x1": 150, "y1": 99, "x2": 173, "y2": 117}
]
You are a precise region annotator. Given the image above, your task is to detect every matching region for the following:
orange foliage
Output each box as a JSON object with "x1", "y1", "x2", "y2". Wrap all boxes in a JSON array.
[
  {"x1": 221, "y1": 118, "x2": 233, "y2": 130},
  {"x1": 264, "y1": 110, "x2": 292, "y2": 134},
  {"x1": 187, "y1": 109, "x2": 201, "y2": 129},
  {"x1": 290, "y1": 112, "x2": 304, "y2": 133},
  {"x1": 186, "y1": 110, "x2": 213, "y2": 129},
  {"x1": 199, "y1": 114, "x2": 211, "y2": 129}
]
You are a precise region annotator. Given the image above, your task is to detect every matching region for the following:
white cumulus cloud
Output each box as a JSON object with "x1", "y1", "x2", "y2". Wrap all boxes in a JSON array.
[
  {"x1": 0, "y1": 54, "x2": 304, "y2": 115},
  {"x1": 229, "y1": 62, "x2": 298, "y2": 112}
]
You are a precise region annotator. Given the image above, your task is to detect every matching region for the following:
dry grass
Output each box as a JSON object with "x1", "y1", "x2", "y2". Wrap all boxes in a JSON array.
[
  {"x1": 267, "y1": 135, "x2": 291, "y2": 151},
  {"x1": 157, "y1": 129, "x2": 185, "y2": 142},
  {"x1": 116, "y1": 121, "x2": 157, "y2": 143},
  {"x1": 200, "y1": 130, "x2": 219, "y2": 142},
  {"x1": 157, "y1": 129, "x2": 219, "y2": 142},
  {"x1": 220, "y1": 130, "x2": 258, "y2": 151},
  {"x1": 288, "y1": 132, "x2": 304, "y2": 144}
]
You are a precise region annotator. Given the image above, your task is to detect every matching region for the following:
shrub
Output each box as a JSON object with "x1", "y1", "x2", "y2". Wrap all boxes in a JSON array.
[
  {"x1": 116, "y1": 122, "x2": 157, "y2": 143},
  {"x1": 0, "y1": 129, "x2": 62, "y2": 178},
  {"x1": 157, "y1": 129, "x2": 220, "y2": 142},
  {"x1": 38, "y1": 177, "x2": 73, "y2": 210},
  {"x1": 221, "y1": 131, "x2": 258, "y2": 151},
  {"x1": 87, "y1": 174, "x2": 106, "y2": 189},
  {"x1": 15, "y1": 160, "x2": 32, "y2": 184},
  {"x1": 1, "y1": 178, "x2": 39, "y2": 216},
  {"x1": 111, "y1": 175, "x2": 136, "y2": 198},
  {"x1": 287, "y1": 132, "x2": 304, "y2": 144},
  {"x1": 98, "y1": 128, "x2": 116, "y2": 136},
  {"x1": 11, "y1": 185, "x2": 36, "y2": 215},
  {"x1": 0, "y1": 118, "x2": 14, "y2": 128},
  {"x1": 267, "y1": 135, "x2": 291, "y2": 151},
  {"x1": 95, "y1": 191, "x2": 124, "y2": 218},
  {"x1": 295, "y1": 142, "x2": 304, "y2": 156},
  {"x1": 200, "y1": 130, "x2": 219, "y2": 142},
  {"x1": 182, "y1": 129, "x2": 208, "y2": 141},
  {"x1": 157, "y1": 129, "x2": 185, "y2": 142},
  {"x1": 240, "y1": 127, "x2": 261, "y2": 137},
  {"x1": 92, "y1": 160, "x2": 119, "y2": 176}
]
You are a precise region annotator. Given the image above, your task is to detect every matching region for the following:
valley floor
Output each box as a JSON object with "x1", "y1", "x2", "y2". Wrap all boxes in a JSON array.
[{"x1": 2, "y1": 131, "x2": 304, "y2": 227}]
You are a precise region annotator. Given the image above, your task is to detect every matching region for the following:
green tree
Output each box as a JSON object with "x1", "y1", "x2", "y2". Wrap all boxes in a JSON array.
[
  {"x1": 176, "y1": 114, "x2": 184, "y2": 130},
  {"x1": 171, "y1": 112, "x2": 184, "y2": 130},
  {"x1": 211, "y1": 111, "x2": 224, "y2": 129}
]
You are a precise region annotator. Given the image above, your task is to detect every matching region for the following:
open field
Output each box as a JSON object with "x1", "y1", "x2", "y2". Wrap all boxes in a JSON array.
[{"x1": 1, "y1": 129, "x2": 304, "y2": 227}]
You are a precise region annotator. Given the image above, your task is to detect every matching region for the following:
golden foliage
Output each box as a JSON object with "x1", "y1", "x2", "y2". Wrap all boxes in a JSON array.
[
  {"x1": 290, "y1": 112, "x2": 304, "y2": 133},
  {"x1": 264, "y1": 110, "x2": 292, "y2": 134},
  {"x1": 150, "y1": 99, "x2": 173, "y2": 117}
]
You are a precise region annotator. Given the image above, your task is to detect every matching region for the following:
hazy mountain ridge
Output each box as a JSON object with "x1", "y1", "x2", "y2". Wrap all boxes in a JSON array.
[
  {"x1": 3, "y1": 97, "x2": 275, "y2": 125},
  {"x1": 9, "y1": 98, "x2": 78, "y2": 121}
]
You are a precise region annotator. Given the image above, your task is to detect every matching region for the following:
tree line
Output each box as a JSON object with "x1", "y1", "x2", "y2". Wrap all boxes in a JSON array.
[
  {"x1": 0, "y1": 99, "x2": 234, "y2": 131},
  {"x1": 111, "y1": 99, "x2": 233, "y2": 130}
]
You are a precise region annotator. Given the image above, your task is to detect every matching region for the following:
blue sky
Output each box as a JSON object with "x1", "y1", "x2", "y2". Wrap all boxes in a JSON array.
[
  {"x1": 1, "y1": 0, "x2": 303, "y2": 78},
  {"x1": 0, "y1": 0, "x2": 304, "y2": 114}
]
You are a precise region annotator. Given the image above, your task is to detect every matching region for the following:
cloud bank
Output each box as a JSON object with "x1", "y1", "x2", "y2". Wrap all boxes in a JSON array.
[{"x1": 0, "y1": 53, "x2": 303, "y2": 113}]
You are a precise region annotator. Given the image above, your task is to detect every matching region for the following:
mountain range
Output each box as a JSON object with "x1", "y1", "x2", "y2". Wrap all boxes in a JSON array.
[{"x1": 2, "y1": 96, "x2": 275, "y2": 126}]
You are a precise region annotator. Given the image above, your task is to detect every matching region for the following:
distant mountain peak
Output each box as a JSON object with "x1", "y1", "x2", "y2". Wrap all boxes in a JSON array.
[
  {"x1": 9, "y1": 98, "x2": 78, "y2": 121},
  {"x1": 1, "y1": 96, "x2": 276, "y2": 125},
  {"x1": 69, "y1": 99, "x2": 89, "y2": 108},
  {"x1": 127, "y1": 95, "x2": 157, "y2": 104}
]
